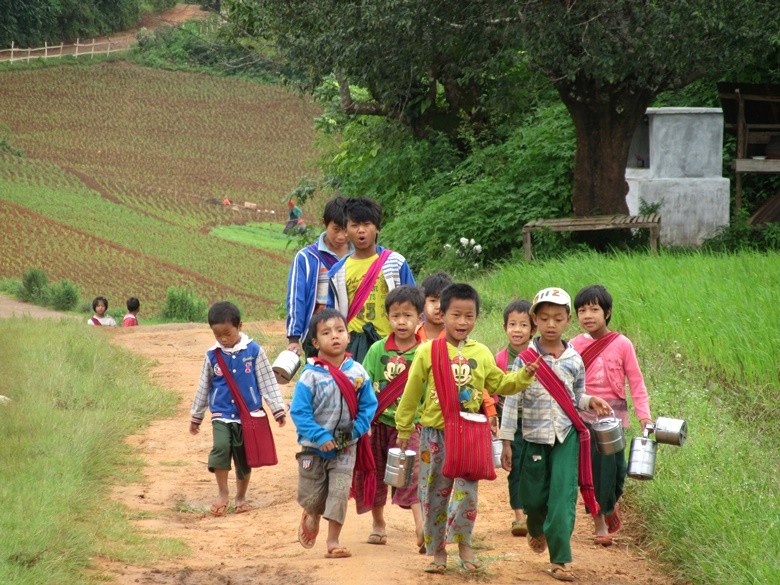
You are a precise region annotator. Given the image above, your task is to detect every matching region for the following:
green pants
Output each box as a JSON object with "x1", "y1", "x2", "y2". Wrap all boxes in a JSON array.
[
  {"x1": 587, "y1": 424, "x2": 626, "y2": 516},
  {"x1": 519, "y1": 430, "x2": 579, "y2": 564},
  {"x1": 507, "y1": 425, "x2": 525, "y2": 510}
]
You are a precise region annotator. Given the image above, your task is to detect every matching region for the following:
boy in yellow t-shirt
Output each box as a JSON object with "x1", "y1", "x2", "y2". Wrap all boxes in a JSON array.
[{"x1": 327, "y1": 197, "x2": 415, "y2": 362}]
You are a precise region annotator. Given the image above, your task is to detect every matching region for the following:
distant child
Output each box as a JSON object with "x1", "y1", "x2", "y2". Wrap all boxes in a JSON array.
[
  {"x1": 571, "y1": 284, "x2": 652, "y2": 546},
  {"x1": 189, "y1": 302, "x2": 287, "y2": 516},
  {"x1": 496, "y1": 299, "x2": 536, "y2": 538},
  {"x1": 416, "y1": 271, "x2": 452, "y2": 342},
  {"x1": 87, "y1": 296, "x2": 117, "y2": 326},
  {"x1": 284, "y1": 198, "x2": 305, "y2": 234},
  {"x1": 123, "y1": 297, "x2": 140, "y2": 327},
  {"x1": 499, "y1": 287, "x2": 611, "y2": 582},
  {"x1": 290, "y1": 308, "x2": 378, "y2": 559},
  {"x1": 358, "y1": 285, "x2": 425, "y2": 552},
  {"x1": 328, "y1": 197, "x2": 415, "y2": 362},
  {"x1": 286, "y1": 197, "x2": 352, "y2": 358},
  {"x1": 395, "y1": 283, "x2": 540, "y2": 575}
]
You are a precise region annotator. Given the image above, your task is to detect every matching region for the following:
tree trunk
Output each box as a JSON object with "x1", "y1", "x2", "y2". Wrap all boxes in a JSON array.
[{"x1": 558, "y1": 80, "x2": 654, "y2": 216}]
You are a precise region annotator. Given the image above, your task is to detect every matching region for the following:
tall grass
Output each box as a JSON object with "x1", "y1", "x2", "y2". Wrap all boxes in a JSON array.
[
  {"x1": 0, "y1": 317, "x2": 183, "y2": 585},
  {"x1": 471, "y1": 250, "x2": 780, "y2": 585}
]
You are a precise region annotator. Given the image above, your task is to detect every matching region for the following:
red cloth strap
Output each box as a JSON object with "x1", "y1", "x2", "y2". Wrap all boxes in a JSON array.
[
  {"x1": 346, "y1": 249, "x2": 392, "y2": 323},
  {"x1": 312, "y1": 358, "x2": 376, "y2": 507},
  {"x1": 90, "y1": 317, "x2": 102, "y2": 326},
  {"x1": 519, "y1": 347, "x2": 600, "y2": 517},
  {"x1": 495, "y1": 347, "x2": 509, "y2": 372},
  {"x1": 373, "y1": 368, "x2": 409, "y2": 424},
  {"x1": 431, "y1": 338, "x2": 458, "y2": 416},
  {"x1": 579, "y1": 331, "x2": 620, "y2": 370}
]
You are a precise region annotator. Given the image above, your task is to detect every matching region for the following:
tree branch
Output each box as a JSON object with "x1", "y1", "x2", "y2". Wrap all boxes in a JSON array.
[{"x1": 335, "y1": 72, "x2": 385, "y2": 116}]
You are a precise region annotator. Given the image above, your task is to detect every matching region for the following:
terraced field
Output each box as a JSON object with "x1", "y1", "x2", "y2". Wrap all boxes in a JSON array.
[{"x1": 0, "y1": 61, "x2": 322, "y2": 317}]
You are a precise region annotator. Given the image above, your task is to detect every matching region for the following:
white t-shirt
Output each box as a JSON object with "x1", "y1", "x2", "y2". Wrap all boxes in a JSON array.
[{"x1": 87, "y1": 315, "x2": 117, "y2": 326}]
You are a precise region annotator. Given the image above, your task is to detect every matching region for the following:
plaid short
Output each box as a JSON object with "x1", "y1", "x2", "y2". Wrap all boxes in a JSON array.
[{"x1": 208, "y1": 420, "x2": 251, "y2": 480}]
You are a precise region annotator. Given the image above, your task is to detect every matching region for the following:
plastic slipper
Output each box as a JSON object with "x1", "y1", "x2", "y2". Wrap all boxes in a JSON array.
[
  {"x1": 325, "y1": 547, "x2": 352, "y2": 559},
  {"x1": 423, "y1": 562, "x2": 447, "y2": 574},
  {"x1": 457, "y1": 559, "x2": 485, "y2": 574},
  {"x1": 297, "y1": 511, "x2": 318, "y2": 549},
  {"x1": 527, "y1": 533, "x2": 548, "y2": 554},
  {"x1": 511, "y1": 519, "x2": 528, "y2": 537},
  {"x1": 367, "y1": 532, "x2": 387, "y2": 545},
  {"x1": 418, "y1": 543, "x2": 427, "y2": 554},
  {"x1": 234, "y1": 502, "x2": 252, "y2": 514},
  {"x1": 593, "y1": 534, "x2": 613, "y2": 547},
  {"x1": 606, "y1": 504, "x2": 622, "y2": 534},
  {"x1": 209, "y1": 502, "x2": 227, "y2": 517},
  {"x1": 545, "y1": 566, "x2": 576, "y2": 581}
]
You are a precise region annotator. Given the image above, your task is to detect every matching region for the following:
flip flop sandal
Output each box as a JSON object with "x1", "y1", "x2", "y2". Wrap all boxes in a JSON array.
[
  {"x1": 457, "y1": 559, "x2": 485, "y2": 574},
  {"x1": 527, "y1": 533, "x2": 548, "y2": 554},
  {"x1": 423, "y1": 562, "x2": 447, "y2": 574},
  {"x1": 234, "y1": 502, "x2": 252, "y2": 514},
  {"x1": 325, "y1": 547, "x2": 352, "y2": 559},
  {"x1": 606, "y1": 504, "x2": 622, "y2": 534},
  {"x1": 367, "y1": 532, "x2": 387, "y2": 545},
  {"x1": 593, "y1": 534, "x2": 613, "y2": 546},
  {"x1": 418, "y1": 543, "x2": 427, "y2": 554},
  {"x1": 545, "y1": 566, "x2": 576, "y2": 581},
  {"x1": 511, "y1": 519, "x2": 528, "y2": 536},
  {"x1": 297, "y1": 511, "x2": 318, "y2": 549},
  {"x1": 209, "y1": 502, "x2": 227, "y2": 517}
]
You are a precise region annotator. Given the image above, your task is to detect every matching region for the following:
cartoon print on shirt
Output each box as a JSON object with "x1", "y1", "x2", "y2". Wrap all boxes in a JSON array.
[{"x1": 451, "y1": 355, "x2": 479, "y2": 410}]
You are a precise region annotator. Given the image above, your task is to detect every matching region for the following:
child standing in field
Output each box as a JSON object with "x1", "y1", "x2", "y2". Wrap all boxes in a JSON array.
[
  {"x1": 496, "y1": 299, "x2": 536, "y2": 538},
  {"x1": 571, "y1": 284, "x2": 652, "y2": 546},
  {"x1": 87, "y1": 296, "x2": 116, "y2": 326},
  {"x1": 123, "y1": 297, "x2": 140, "y2": 327},
  {"x1": 328, "y1": 197, "x2": 415, "y2": 362},
  {"x1": 500, "y1": 287, "x2": 612, "y2": 582},
  {"x1": 358, "y1": 285, "x2": 425, "y2": 552},
  {"x1": 395, "y1": 283, "x2": 539, "y2": 575},
  {"x1": 290, "y1": 309, "x2": 378, "y2": 559},
  {"x1": 189, "y1": 302, "x2": 287, "y2": 516},
  {"x1": 285, "y1": 197, "x2": 352, "y2": 358}
]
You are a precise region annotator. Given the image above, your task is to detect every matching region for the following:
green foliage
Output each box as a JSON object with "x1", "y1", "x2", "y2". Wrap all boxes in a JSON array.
[
  {"x1": 703, "y1": 211, "x2": 780, "y2": 252},
  {"x1": 19, "y1": 268, "x2": 49, "y2": 304},
  {"x1": 0, "y1": 124, "x2": 23, "y2": 157},
  {"x1": 160, "y1": 286, "x2": 207, "y2": 323},
  {"x1": 47, "y1": 279, "x2": 80, "y2": 311}
]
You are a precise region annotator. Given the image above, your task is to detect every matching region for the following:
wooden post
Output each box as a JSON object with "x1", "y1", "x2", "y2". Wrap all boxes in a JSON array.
[
  {"x1": 91, "y1": 39, "x2": 95, "y2": 58},
  {"x1": 59, "y1": 42, "x2": 63, "y2": 58},
  {"x1": 27, "y1": 47, "x2": 31, "y2": 63},
  {"x1": 9, "y1": 41, "x2": 13, "y2": 62},
  {"x1": 523, "y1": 229, "x2": 533, "y2": 262},
  {"x1": 75, "y1": 38, "x2": 79, "y2": 58},
  {"x1": 44, "y1": 41, "x2": 48, "y2": 58},
  {"x1": 735, "y1": 88, "x2": 746, "y2": 212}
]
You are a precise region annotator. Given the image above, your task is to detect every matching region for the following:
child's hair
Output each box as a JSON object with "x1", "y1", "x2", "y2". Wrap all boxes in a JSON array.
[
  {"x1": 420, "y1": 271, "x2": 453, "y2": 299},
  {"x1": 322, "y1": 196, "x2": 348, "y2": 228},
  {"x1": 310, "y1": 308, "x2": 347, "y2": 337},
  {"x1": 126, "y1": 297, "x2": 140, "y2": 312},
  {"x1": 345, "y1": 197, "x2": 382, "y2": 230},
  {"x1": 503, "y1": 299, "x2": 533, "y2": 327},
  {"x1": 208, "y1": 301, "x2": 241, "y2": 327},
  {"x1": 574, "y1": 284, "x2": 613, "y2": 324},
  {"x1": 92, "y1": 296, "x2": 108, "y2": 311},
  {"x1": 440, "y1": 283, "x2": 480, "y2": 316},
  {"x1": 385, "y1": 285, "x2": 425, "y2": 314}
]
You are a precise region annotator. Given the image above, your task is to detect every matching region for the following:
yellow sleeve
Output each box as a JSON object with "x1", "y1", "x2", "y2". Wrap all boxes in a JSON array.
[
  {"x1": 395, "y1": 343, "x2": 431, "y2": 439},
  {"x1": 484, "y1": 355, "x2": 534, "y2": 396}
]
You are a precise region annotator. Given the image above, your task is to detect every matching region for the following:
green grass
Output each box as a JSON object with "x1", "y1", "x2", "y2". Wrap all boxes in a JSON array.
[
  {"x1": 0, "y1": 317, "x2": 184, "y2": 585},
  {"x1": 471, "y1": 250, "x2": 780, "y2": 585},
  {"x1": 211, "y1": 221, "x2": 297, "y2": 252}
]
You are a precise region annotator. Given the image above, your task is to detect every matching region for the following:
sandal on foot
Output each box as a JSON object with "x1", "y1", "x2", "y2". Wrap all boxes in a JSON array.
[
  {"x1": 325, "y1": 547, "x2": 352, "y2": 558},
  {"x1": 209, "y1": 502, "x2": 227, "y2": 517},
  {"x1": 297, "y1": 511, "x2": 318, "y2": 549},
  {"x1": 457, "y1": 559, "x2": 485, "y2": 574},
  {"x1": 234, "y1": 502, "x2": 252, "y2": 514},
  {"x1": 418, "y1": 543, "x2": 427, "y2": 554},
  {"x1": 423, "y1": 562, "x2": 447, "y2": 574},
  {"x1": 511, "y1": 519, "x2": 528, "y2": 537},
  {"x1": 367, "y1": 532, "x2": 387, "y2": 545},
  {"x1": 545, "y1": 566, "x2": 575, "y2": 581},
  {"x1": 527, "y1": 533, "x2": 548, "y2": 554},
  {"x1": 606, "y1": 504, "x2": 622, "y2": 534},
  {"x1": 593, "y1": 534, "x2": 613, "y2": 546}
]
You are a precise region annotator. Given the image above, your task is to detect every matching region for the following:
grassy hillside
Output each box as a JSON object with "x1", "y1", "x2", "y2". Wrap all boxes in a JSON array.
[{"x1": 0, "y1": 60, "x2": 322, "y2": 317}]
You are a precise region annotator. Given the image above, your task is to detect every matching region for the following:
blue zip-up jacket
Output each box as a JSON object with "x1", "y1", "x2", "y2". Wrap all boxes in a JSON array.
[
  {"x1": 285, "y1": 232, "x2": 352, "y2": 342},
  {"x1": 289, "y1": 356, "x2": 378, "y2": 459},
  {"x1": 327, "y1": 245, "x2": 415, "y2": 318}
]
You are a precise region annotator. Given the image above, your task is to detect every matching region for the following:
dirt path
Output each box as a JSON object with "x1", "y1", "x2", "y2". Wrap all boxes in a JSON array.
[{"x1": 81, "y1": 322, "x2": 670, "y2": 585}]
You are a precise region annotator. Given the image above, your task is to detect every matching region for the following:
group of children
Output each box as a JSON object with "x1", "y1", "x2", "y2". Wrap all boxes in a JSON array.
[
  {"x1": 191, "y1": 196, "x2": 652, "y2": 582},
  {"x1": 87, "y1": 295, "x2": 140, "y2": 327}
]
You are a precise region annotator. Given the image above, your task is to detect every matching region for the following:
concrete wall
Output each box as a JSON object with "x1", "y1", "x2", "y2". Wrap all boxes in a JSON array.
[{"x1": 626, "y1": 108, "x2": 730, "y2": 246}]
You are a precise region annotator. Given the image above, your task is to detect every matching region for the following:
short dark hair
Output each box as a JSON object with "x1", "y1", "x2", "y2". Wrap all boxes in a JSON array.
[
  {"x1": 323, "y1": 197, "x2": 348, "y2": 228},
  {"x1": 92, "y1": 296, "x2": 108, "y2": 311},
  {"x1": 346, "y1": 197, "x2": 382, "y2": 230},
  {"x1": 503, "y1": 299, "x2": 532, "y2": 327},
  {"x1": 574, "y1": 284, "x2": 613, "y2": 325},
  {"x1": 420, "y1": 271, "x2": 453, "y2": 299},
  {"x1": 310, "y1": 308, "x2": 347, "y2": 337},
  {"x1": 385, "y1": 285, "x2": 425, "y2": 314},
  {"x1": 126, "y1": 297, "x2": 140, "y2": 312},
  {"x1": 440, "y1": 283, "x2": 480, "y2": 316},
  {"x1": 208, "y1": 301, "x2": 241, "y2": 327}
]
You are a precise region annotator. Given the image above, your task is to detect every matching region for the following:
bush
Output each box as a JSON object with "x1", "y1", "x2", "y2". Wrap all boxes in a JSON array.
[
  {"x1": 703, "y1": 211, "x2": 780, "y2": 252},
  {"x1": 161, "y1": 287, "x2": 207, "y2": 322},
  {"x1": 18, "y1": 268, "x2": 49, "y2": 305},
  {"x1": 48, "y1": 280, "x2": 80, "y2": 311}
]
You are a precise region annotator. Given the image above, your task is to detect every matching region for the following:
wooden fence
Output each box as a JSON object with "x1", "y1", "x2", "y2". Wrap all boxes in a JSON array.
[{"x1": 0, "y1": 38, "x2": 130, "y2": 63}]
